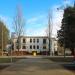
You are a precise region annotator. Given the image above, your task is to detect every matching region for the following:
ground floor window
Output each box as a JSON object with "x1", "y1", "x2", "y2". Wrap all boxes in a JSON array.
[
  {"x1": 43, "y1": 46, "x2": 46, "y2": 49},
  {"x1": 22, "y1": 46, "x2": 26, "y2": 49},
  {"x1": 30, "y1": 45, "x2": 32, "y2": 49},
  {"x1": 37, "y1": 45, "x2": 39, "y2": 49},
  {"x1": 33, "y1": 45, "x2": 35, "y2": 49}
]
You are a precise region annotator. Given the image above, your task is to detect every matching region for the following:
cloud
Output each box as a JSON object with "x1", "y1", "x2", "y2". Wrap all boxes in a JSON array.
[
  {"x1": 0, "y1": 15, "x2": 8, "y2": 24},
  {"x1": 26, "y1": 14, "x2": 48, "y2": 36},
  {"x1": 51, "y1": 0, "x2": 73, "y2": 38},
  {"x1": 27, "y1": 14, "x2": 47, "y2": 25},
  {"x1": 27, "y1": 17, "x2": 38, "y2": 25},
  {"x1": 52, "y1": 7, "x2": 64, "y2": 38},
  {"x1": 26, "y1": 27, "x2": 47, "y2": 36},
  {"x1": 26, "y1": 8, "x2": 64, "y2": 37}
]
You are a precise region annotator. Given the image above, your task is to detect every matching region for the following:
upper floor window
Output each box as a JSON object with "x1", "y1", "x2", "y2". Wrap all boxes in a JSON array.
[
  {"x1": 43, "y1": 39, "x2": 46, "y2": 44},
  {"x1": 23, "y1": 39, "x2": 26, "y2": 43},
  {"x1": 33, "y1": 39, "x2": 35, "y2": 43},
  {"x1": 30, "y1": 38, "x2": 32, "y2": 43},
  {"x1": 37, "y1": 39, "x2": 39, "y2": 43}
]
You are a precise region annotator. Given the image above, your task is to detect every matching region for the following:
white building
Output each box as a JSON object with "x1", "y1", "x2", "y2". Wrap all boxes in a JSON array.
[{"x1": 12, "y1": 36, "x2": 57, "y2": 55}]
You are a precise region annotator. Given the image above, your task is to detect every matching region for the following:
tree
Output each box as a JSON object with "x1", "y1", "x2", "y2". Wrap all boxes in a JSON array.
[
  {"x1": 13, "y1": 5, "x2": 25, "y2": 51},
  {"x1": 57, "y1": 5, "x2": 75, "y2": 55},
  {"x1": 46, "y1": 10, "x2": 53, "y2": 55},
  {"x1": 0, "y1": 20, "x2": 9, "y2": 55}
]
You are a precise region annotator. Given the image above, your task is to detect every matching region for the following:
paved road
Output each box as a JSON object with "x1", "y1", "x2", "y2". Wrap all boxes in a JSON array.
[{"x1": 0, "y1": 57, "x2": 75, "y2": 75}]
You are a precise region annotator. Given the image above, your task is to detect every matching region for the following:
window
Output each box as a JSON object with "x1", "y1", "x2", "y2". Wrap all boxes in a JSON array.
[
  {"x1": 22, "y1": 46, "x2": 26, "y2": 49},
  {"x1": 33, "y1": 39, "x2": 35, "y2": 43},
  {"x1": 37, "y1": 45, "x2": 39, "y2": 49},
  {"x1": 37, "y1": 39, "x2": 39, "y2": 43},
  {"x1": 33, "y1": 45, "x2": 35, "y2": 49},
  {"x1": 43, "y1": 39, "x2": 46, "y2": 44},
  {"x1": 30, "y1": 45, "x2": 32, "y2": 49},
  {"x1": 23, "y1": 39, "x2": 26, "y2": 43},
  {"x1": 30, "y1": 38, "x2": 32, "y2": 43},
  {"x1": 43, "y1": 46, "x2": 46, "y2": 49}
]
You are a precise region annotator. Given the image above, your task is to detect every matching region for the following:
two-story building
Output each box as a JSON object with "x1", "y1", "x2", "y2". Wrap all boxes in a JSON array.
[{"x1": 11, "y1": 36, "x2": 57, "y2": 55}]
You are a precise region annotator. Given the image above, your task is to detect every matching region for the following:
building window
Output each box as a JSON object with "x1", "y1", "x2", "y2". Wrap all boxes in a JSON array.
[
  {"x1": 43, "y1": 46, "x2": 46, "y2": 49},
  {"x1": 43, "y1": 39, "x2": 46, "y2": 44},
  {"x1": 37, "y1": 45, "x2": 39, "y2": 49},
  {"x1": 23, "y1": 39, "x2": 26, "y2": 43},
  {"x1": 33, "y1": 45, "x2": 35, "y2": 49},
  {"x1": 30, "y1": 38, "x2": 32, "y2": 43},
  {"x1": 22, "y1": 46, "x2": 26, "y2": 49},
  {"x1": 37, "y1": 39, "x2": 39, "y2": 43},
  {"x1": 33, "y1": 39, "x2": 35, "y2": 43},
  {"x1": 30, "y1": 45, "x2": 32, "y2": 49}
]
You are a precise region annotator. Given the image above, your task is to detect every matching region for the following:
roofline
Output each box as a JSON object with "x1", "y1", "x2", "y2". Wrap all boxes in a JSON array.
[{"x1": 12, "y1": 36, "x2": 48, "y2": 39}]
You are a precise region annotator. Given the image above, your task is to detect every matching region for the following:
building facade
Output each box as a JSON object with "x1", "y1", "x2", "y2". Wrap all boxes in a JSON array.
[{"x1": 12, "y1": 36, "x2": 57, "y2": 55}]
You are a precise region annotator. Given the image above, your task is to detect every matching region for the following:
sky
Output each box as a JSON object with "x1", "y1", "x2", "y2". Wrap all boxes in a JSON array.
[{"x1": 0, "y1": 0, "x2": 74, "y2": 37}]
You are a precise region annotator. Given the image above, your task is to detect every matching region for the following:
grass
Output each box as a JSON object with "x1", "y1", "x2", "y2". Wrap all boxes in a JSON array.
[
  {"x1": 0, "y1": 58, "x2": 19, "y2": 63},
  {"x1": 48, "y1": 57, "x2": 74, "y2": 62}
]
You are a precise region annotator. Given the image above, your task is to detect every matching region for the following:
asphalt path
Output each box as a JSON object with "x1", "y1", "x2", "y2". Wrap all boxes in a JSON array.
[{"x1": 0, "y1": 57, "x2": 75, "y2": 75}]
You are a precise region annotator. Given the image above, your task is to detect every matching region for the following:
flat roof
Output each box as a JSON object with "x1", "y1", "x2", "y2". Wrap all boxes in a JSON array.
[{"x1": 12, "y1": 36, "x2": 48, "y2": 39}]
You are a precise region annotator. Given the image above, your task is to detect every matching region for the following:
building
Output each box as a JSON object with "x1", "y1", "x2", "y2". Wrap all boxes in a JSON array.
[{"x1": 12, "y1": 36, "x2": 57, "y2": 55}]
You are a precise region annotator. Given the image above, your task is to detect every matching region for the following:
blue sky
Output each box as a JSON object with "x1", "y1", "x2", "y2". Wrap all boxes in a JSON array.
[{"x1": 0, "y1": 0, "x2": 74, "y2": 37}]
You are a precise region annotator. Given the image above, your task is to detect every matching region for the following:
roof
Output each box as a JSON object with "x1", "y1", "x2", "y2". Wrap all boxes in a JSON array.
[{"x1": 12, "y1": 36, "x2": 48, "y2": 39}]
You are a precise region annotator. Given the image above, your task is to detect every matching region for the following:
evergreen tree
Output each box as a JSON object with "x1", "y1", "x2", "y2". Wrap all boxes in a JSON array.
[{"x1": 58, "y1": 6, "x2": 75, "y2": 55}]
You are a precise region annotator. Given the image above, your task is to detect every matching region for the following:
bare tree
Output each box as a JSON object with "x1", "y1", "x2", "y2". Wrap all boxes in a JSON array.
[
  {"x1": 47, "y1": 10, "x2": 53, "y2": 55},
  {"x1": 13, "y1": 4, "x2": 25, "y2": 52}
]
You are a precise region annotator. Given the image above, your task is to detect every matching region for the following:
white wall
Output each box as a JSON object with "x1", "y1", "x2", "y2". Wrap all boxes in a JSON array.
[{"x1": 12, "y1": 36, "x2": 57, "y2": 54}]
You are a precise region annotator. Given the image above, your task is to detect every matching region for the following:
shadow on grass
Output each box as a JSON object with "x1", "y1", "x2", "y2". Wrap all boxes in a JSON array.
[
  {"x1": 0, "y1": 58, "x2": 22, "y2": 70},
  {"x1": 47, "y1": 57, "x2": 75, "y2": 73},
  {"x1": 0, "y1": 58, "x2": 22, "y2": 63},
  {"x1": 47, "y1": 57, "x2": 74, "y2": 62},
  {"x1": 0, "y1": 65, "x2": 10, "y2": 70},
  {"x1": 61, "y1": 63, "x2": 75, "y2": 73}
]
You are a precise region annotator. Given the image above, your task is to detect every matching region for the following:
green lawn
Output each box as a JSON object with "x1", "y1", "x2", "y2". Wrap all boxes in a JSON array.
[
  {"x1": 48, "y1": 57, "x2": 74, "y2": 62},
  {"x1": 0, "y1": 58, "x2": 19, "y2": 63}
]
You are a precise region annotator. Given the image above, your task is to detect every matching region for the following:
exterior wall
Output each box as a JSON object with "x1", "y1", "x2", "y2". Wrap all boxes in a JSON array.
[
  {"x1": 12, "y1": 36, "x2": 49, "y2": 54},
  {"x1": 50, "y1": 38, "x2": 58, "y2": 55},
  {"x1": 12, "y1": 36, "x2": 57, "y2": 55}
]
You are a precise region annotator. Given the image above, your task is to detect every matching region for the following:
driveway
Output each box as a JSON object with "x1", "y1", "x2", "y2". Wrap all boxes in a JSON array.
[{"x1": 0, "y1": 57, "x2": 75, "y2": 75}]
